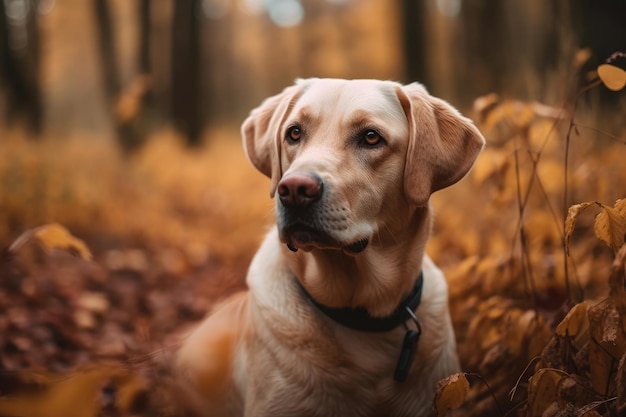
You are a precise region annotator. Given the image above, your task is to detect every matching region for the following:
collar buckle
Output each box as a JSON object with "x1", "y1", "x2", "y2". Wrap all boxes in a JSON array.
[{"x1": 403, "y1": 305, "x2": 422, "y2": 336}]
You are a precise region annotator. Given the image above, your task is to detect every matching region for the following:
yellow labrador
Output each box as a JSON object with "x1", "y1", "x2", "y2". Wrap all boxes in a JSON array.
[{"x1": 176, "y1": 79, "x2": 485, "y2": 416}]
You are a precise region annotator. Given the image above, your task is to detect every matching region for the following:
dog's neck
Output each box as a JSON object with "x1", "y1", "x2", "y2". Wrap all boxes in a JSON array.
[{"x1": 284, "y1": 205, "x2": 431, "y2": 318}]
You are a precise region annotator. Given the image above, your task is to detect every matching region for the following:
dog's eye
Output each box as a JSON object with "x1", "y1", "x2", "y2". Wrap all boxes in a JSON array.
[
  {"x1": 286, "y1": 126, "x2": 302, "y2": 143},
  {"x1": 362, "y1": 130, "x2": 383, "y2": 147}
]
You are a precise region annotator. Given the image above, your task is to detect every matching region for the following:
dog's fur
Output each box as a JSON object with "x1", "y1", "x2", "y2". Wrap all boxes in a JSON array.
[{"x1": 176, "y1": 79, "x2": 485, "y2": 416}]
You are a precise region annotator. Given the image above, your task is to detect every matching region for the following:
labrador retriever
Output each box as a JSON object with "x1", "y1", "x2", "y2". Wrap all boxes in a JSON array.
[{"x1": 175, "y1": 78, "x2": 485, "y2": 417}]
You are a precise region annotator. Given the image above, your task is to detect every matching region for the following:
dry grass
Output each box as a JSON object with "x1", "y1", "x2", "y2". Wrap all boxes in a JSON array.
[{"x1": 0, "y1": 126, "x2": 273, "y2": 267}]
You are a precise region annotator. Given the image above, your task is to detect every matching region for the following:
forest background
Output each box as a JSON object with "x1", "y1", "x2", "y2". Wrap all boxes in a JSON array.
[{"x1": 1, "y1": 0, "x2": 626, "y2": 416}]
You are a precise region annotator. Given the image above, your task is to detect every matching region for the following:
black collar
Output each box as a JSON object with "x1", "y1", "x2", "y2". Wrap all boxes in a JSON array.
[{"x1": 296, "y1": 271, "x2": 424, "y2": 332}]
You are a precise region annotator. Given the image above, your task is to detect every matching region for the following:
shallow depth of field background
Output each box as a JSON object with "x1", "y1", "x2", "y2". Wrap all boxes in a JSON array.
[{"x1": 1, "y1": 1, "x2": 626, "y2": 416}]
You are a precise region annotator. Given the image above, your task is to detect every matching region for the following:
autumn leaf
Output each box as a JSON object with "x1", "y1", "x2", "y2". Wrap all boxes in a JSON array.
[
  {"x1": 588, "y1": 300, "x2": 625, "y2": 394},
  {"x1": 471, "y1": 148, "x2": 510, "y2": 185},
  {"x1": 8, "y1": 223, "x2": 93, "y2": 260},
  {"x1": 434, "y1": 373, "x2": 470, "y2": 417},
  {"x1": 507, "y1": 310, "x2": 550, "y2": 358},
  {"x1": 564, "y1": 202, "x2": 596, "y2": 255},
  {"x1": 472, "y1": 93, "x2": 500, "y2": 125},
  {"x1": 598, "y1": 63, "x2": 626, "y2": 91},
  {"x1": 555, "y1": 302, "x2": 589, "y2": 337},
  {"x1": 594, "y1": 199, "x2": 626, "y2": 253},
  {"x1": 0, "y1": 365, "x2": 147, "y2": 417},
  {"x1": 527, "y1": 368, "x2": 565, "y2": 417}
]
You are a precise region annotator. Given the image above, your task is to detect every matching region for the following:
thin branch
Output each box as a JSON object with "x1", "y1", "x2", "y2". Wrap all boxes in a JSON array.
[
  {"x1": 465, "y1": 372, "x2": 504, "y2": 416},
  {"x1": 509, "y1": 356, "x2": 543, "y2": 401},
  {"x1": 572, "y1": 123, "x2": 626, "y2": 145},
  {"x1": 563, "y1": 118, "x2": 575, "y2": 301}
]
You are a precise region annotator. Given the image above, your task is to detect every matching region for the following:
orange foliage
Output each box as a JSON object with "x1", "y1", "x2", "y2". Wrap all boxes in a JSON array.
[
  {"x1": 430, "y1": 89, "x2": 626, "y2": 415},
  {"x1": 1, "y1": 88, "x2": 626, "y2": 415}
]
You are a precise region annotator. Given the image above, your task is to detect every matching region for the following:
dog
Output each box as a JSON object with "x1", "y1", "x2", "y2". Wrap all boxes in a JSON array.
[{"x1": 175, "y1": 78, "x2": 485, "y2": 416}]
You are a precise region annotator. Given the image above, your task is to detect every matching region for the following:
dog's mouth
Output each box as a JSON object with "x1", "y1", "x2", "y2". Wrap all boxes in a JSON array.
[
  {"x1": 280, "y1": 224, "x2": 369, "y2": 255},
  {"x1": 341, "y1": 238, "x2": 370, "y2": 255}
]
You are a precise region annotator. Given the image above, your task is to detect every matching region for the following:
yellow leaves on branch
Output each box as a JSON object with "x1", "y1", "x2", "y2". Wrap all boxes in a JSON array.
[
  {"x1": 595, "y1": 199, "x2": 626, "y2": 253},
  {"x1": 565, "y1": 199, "x2": 626, "y2": 254},
  {"x1": 435, "y1": 373, "x2": 470, "y2": 417},
  {"x1": 527, "y1": 368, "x2": 568, "y2": 417},
  {"x1": 564, "y1": 202, "x2": 596, "y2": 255},
  {"x1": 8, "y1": 223, "x2": 92, "y2": 260},
  {"x1": 597, "y1": 51, "x2": 626, "y2": 91},
  {"x1": 598, "y1": 64, "x2": 626, "y2": 91},
  {"x1": 555, "y1": 301, "x2": 589, "y2": 337},
  {"x1": 536, "y1": 247, "x2": 626, "y2": 416},
  {"x1": 525, "y1": 232, "x2": 626, "y2": 416}
]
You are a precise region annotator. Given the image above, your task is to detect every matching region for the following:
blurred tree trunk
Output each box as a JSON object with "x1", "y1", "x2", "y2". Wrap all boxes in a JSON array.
[
  {"x1": 401, "y1": 0, "x2": 427, "y2": 84},
  {"x1": 171, "y1": 0, "x2": 202, "y2": 146},
  {"x1": 118, "y1": 0, "x2": 153, "y2": 148},
  {"x1": 23, "y1": 0, "x2": 42, "y2": 133},
  {"x1": 94, "y1": 0, "x2": 150, "y2": 151},
  {"x1": 461, "y1": 0, "x2": 506, "y2": 96},
  {"x1": 94, "y1": 0, "x2": 120, "y2": 101},
  {"x1": 138, "y1": 0, "x2": 150, "y2": 75},
  {"x1": 203, "y1": 11, "x2": 229, "y2": 124},
  {"x1": 148, "y1": 0, "x2": 172, "y2": 125},
  {"x1": 93, "y1": 0, "x2": 128, "y2": 147},
  {"x1": 0, "y1": 0, "x2": 43, "y2": 134},
  {"x1": 0, "y1": 0, "x2": 14, "y2": 124}
]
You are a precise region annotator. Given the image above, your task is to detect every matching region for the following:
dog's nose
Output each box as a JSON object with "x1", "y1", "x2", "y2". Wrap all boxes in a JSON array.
[{"x1": 277, "y1": 173, "x2": 323, "y2": 208}]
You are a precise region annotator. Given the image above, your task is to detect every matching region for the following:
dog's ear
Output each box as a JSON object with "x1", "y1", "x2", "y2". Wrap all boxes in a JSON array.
[
  {"x1": 396, "y1": 83, "x2": 485, "y2": 207},
  {"x1": 242, "y1": 84, "x2": 302, "y2": 197}
]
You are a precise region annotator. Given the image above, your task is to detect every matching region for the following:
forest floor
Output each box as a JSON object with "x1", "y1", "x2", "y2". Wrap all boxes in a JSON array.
[{"x1": 0, "y1": 96, "x2": 625, "y2": 416}]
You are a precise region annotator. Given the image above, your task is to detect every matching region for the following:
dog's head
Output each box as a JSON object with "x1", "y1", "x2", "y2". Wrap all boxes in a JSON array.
[{"x1": 242, "y1": 79, "x2": 485, "y2": 254}]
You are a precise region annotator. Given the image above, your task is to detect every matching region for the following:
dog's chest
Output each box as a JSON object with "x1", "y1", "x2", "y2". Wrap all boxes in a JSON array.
[
  {"x1": 246, "y1": 321, "x2": 437, "y2": 417},
  {"x1": 246, "y1": 362, "x2": 433, "y2": 417}
]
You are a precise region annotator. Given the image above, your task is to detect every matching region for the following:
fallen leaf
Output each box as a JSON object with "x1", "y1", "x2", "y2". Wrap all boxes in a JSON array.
[
  {"x1": 0, "y1": 365, "x2": 147, "y2": 417},
  {"x1": 74, "y1": 310, "x2": 97, "y2": 329},
  {"x1": 434, "y1": 373, "x2": 470, "y2": 417},
  {"x1": 9, "y1": 223, "x2": 93, "y2": 260},
  {"x1": 78, "y1": 292, "x2": 109, "y2": 313}
]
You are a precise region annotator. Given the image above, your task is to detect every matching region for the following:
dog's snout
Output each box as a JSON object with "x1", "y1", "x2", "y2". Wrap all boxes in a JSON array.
[{"x1": 277, "y1": 173, "x2": 323, "y2": 208}]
